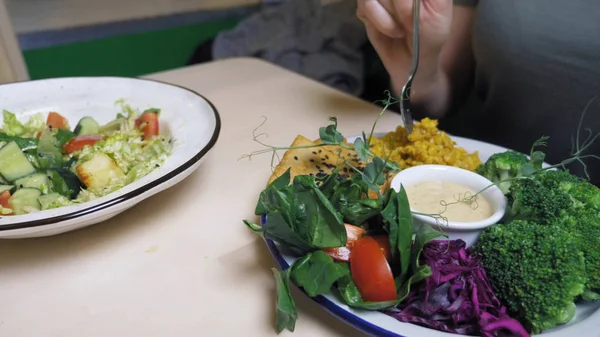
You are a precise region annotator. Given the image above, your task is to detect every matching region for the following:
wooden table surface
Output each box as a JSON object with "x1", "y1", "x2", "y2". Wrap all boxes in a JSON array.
[{"x1": 0, "y1": 57, "x2": 404, "y2": 337}]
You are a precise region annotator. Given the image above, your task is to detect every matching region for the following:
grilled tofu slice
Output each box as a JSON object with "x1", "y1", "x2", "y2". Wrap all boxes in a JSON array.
[{"x1": 76, "y1": 153, "x2": 125, "y2": 194}]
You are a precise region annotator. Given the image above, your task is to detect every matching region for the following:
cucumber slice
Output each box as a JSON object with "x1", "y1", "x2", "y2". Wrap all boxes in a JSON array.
[
  {"x1": 0, "y1": 141, "x2": 36, "y2": 181},
  {"x1": 0, "y1": 185, "x2": 14, "y2": 193},
  {"x1": 74, "y1": 117, "x2": 100, "y2": 135},
  {"x1": 7, "y1": 188, "x2": 41, "y2": 215},
  {"x1": 14, "y1": 173, "x2": 50, "y2": 194}
]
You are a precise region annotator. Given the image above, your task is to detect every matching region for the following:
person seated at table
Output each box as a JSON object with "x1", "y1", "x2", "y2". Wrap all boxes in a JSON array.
[{"x1": 356, "y1": 0, "x2": 600, "y2": 186}]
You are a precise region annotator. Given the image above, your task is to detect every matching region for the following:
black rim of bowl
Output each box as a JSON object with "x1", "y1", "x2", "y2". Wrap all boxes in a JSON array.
[{"x1": 0, "y1": 76, "x2": 221, "y2": 231}]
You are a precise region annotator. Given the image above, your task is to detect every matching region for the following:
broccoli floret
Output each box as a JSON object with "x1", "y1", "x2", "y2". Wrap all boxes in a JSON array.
[
  {"x1": 506, "y1": 177, "x2": 572, "y2": 224},
  {"x1": 476, "y1": 151, "x2": 529, "y2": 194},
  {"x1": 537, "y1": 169, "x2": 600, "y2": 210},
  {"x1": 556, "y1": 207, "x2": 600, "y2": 298},
  {"x1": 475, "y1": 220, "x2": 587, "y2": 334}
]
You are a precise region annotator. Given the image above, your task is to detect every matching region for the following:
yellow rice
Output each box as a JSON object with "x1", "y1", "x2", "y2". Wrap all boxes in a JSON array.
[{"x1": 370, "y1": 118, "x2": 482, "y2": 171}]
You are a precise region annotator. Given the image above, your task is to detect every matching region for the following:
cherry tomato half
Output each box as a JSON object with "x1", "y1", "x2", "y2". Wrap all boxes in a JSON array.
[
  {"x1": 62, "y1": 135, "x2": 105, "y2": 153},
  {"x1": 0, "y1": 190, "x2": 11, "y2": 209},
  {"x1": 137, "y1": 110, "x2": 159, "y2": 139},
  {"x1": 322, "y1": 224, "x2": 366, "y2": 262},
  {"x1": 46, "y1": 112, "x2": 69, "y2": 130},
  {"x1": 350, "y1": 236, "x2": 397, "y2": 302}
]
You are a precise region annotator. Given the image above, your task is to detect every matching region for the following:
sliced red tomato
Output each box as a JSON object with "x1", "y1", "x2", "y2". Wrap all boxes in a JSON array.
[
  {"x1": 322, "y1": 224, "x2": 366, "y2": 262},
  {"x1": 0, "y1": 191, "x2": 11, "y2": 209},
  {"x1": 137, "y1": 110, "x2": 159, "y2": 139},
  {"x1": 350, "y1": 236, "x2": 397, "y2": 302},
  {"x1": 46, "y1": 112, "x2": 69, "y2": 130},
  {"x1": 62, "y1": 135, "x2": 105, "y2": 153},
  {"x1": 371, "y1": 235, "x2": 392, "y2": 262}
]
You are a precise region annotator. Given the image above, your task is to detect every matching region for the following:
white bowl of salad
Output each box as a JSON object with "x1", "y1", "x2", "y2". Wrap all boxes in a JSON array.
[{"x1": 0, "y1": 77, "x2": 220, "y2": 238}]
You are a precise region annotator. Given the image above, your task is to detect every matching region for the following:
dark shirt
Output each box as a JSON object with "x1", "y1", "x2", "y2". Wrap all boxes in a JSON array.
[{"x1": 443, "y1": 0, "x2": 600, "y2": 186}]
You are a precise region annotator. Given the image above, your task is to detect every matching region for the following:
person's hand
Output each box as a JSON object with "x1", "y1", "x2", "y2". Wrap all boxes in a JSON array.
[{"x1": 357, "y1": 0, "x2": 453, "y2": 87}]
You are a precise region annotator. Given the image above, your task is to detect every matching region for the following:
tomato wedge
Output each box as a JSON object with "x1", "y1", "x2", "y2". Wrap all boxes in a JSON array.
[
  {"x1": 350, "y1": 236, "x2": 397, "y2": 302},
  {"x1": 46, "y1": 112, "x2": 69, "y2": 130},
  {"x1": 322, "y1": 224, "x2": 366, "y2": 262},
  {"x1": 0, "y1": 191, "x2": 11, "y2": 209},
  {"x1": 371, "y1": 235, "x2": 392, "y2": 262},
  {"x1": 62, "y1": 135, "x2": 105, "y2": 153},
  {"x1": 137, "y1": 110, "x2": 159, "y2": 139}
]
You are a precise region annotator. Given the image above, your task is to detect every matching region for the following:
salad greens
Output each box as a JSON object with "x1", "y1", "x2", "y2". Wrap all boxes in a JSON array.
[
  {"x1": 243, "y1": 103, "x2": 448, "y2": 333},
  {"x1": 0, "y1": 102, "x2": 172, "y2": 216}
]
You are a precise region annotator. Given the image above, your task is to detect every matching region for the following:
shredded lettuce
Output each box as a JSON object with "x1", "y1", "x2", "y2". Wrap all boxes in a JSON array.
[
  {"x1": 1, "y1": 111, "x2": 47, "y2": 137},
  {"x1": 2, "y1": 110, "x2": 26, "y2": 136}
]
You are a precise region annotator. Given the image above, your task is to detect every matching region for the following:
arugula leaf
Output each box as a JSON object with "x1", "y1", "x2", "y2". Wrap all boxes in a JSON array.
[
  {"x1": 291, "y1": 251, "x2": 349, "y2": 297},
  {"x1": 353, "y1": 138, "x2": 370, "y2": 162},
  {"x1": 0, "y1": 133, "x2": 38, "y2": 151},
  {"x1": 319, "y1": 117, "x2": 344, "y2": 145},
  {"x1": 336, "y1": 265, "x2": 399, "y2": 310},
  {"x1": 292, "y1": 176, "x2": 346, "y2": 248},
  {"x1": 272, "y1": 268, "x2": 297, "y2": 333}
]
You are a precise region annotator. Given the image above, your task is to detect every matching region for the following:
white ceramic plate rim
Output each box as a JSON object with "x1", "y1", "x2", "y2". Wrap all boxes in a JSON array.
[
  {"x1": 0, "y1": 76, "x2": 221, "y2": 231},
  {"x1": 260, "y1": 133, "x2": 600, "y2": 337}
]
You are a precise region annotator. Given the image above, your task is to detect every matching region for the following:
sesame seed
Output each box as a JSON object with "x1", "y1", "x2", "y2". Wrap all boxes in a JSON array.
[
  {"x1": 318, "y1": 150, "x2": 322, "y2": 153},
  {"x1": 294, "y1": 156, "x2": 298, "y2": 160},
  {"x1": 316, "y1": 165, "x2": 321, "y2": 170},
  {"x1": 325, "y1": 155, "x2": 329, "y2": 160},
  {"x1": 310, "y1": 159, "x2": 315, "y2": 162},
  {"x1": 312, "y1": 151, "x2": 317, "y2": 155}
]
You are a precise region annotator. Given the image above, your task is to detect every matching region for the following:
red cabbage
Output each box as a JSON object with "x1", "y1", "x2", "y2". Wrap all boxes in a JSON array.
[{"x1": 384, "y1": 240, "x2": 530, "y2": 337}]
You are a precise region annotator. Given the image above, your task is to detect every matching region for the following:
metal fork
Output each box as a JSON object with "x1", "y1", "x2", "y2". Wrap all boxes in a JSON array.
[{"x1": 399, "y1": 0, "x2": 420, "y2": 134}]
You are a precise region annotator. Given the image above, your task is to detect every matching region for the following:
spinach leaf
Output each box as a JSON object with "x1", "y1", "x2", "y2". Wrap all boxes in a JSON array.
[
  {"x1": 261, "y1": 211, "x2": 314, "y2": 254},
  {"x1": 396, "y1": 264, "x2": 432, "y2": 302},
  {"x1": 0, "y1": 133, "x2": 38, "y2": 151},
  {"x1": 381, "y1": 186, "x2": 413, "y2": 277},
  {"x1": 319, "y1": 117, "x2": 344, "y2": 145},
  {"x1": 292, "y1": 175, "x2": 346, "y2": 248},
  {"x1": 336, "y1": 265, "x2": 399, "y2": 310},
  {"x1": 255, "y1": 168, "x2": 292, "y2": 215},
  {"x1": 339, "y1": 198, "x2": 383, "y2": 226},
  {"x1": 291, "y1": 251, "x2": 349, "y2": 297},
  {"x1": 353, "y1": 138, "x2": 370, "y2": 162},
  {"x1": 328, "y1": 174, "x2": 383, "y2": 225},
  {"x1": 272, "y1": 267, "x2": 297, "y2": 333},
  {"x1": 318, "y1": 170, "x2": 341, "y2": 199},
  {"x1": 49, "y1": 168, "x2": 83, "y2": 199},
  {"x1": 56, "y1": 129, "x2": 75, "y2": 149}
]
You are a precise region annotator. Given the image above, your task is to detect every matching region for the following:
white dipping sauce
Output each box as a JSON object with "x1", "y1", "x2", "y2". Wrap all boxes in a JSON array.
[{"x1": 404, "y1": 180, "x2": 494, "y2": 222}]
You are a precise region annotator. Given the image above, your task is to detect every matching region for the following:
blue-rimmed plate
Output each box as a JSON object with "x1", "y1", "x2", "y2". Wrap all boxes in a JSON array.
[{"x1": 260, "y1": 134, "x2": 600, "y2": 337}]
